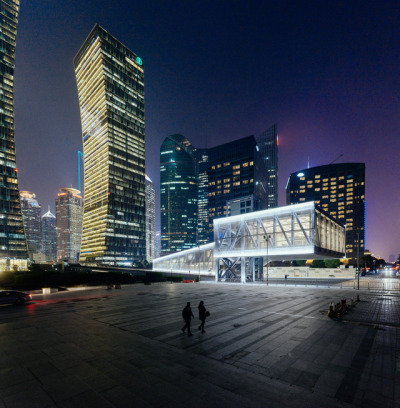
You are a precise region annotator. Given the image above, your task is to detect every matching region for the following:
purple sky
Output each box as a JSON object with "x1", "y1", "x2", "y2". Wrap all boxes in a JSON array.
[{"x1": 14, "y1": 1, "x2": 400, "y2": 261}]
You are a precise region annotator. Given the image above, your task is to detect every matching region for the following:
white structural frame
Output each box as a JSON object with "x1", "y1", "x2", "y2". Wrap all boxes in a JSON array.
[
  {"x1": 152, "y1": 202, "x2": 345, "y2": 283},
  {"x1": 152, "y1": 243, "x2": 215, "y2": 276}
]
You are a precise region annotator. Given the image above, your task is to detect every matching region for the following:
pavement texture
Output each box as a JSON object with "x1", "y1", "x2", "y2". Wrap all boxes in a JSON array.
[{"x1": 0, "y1": 282, "x2": 399, "y2": 407}]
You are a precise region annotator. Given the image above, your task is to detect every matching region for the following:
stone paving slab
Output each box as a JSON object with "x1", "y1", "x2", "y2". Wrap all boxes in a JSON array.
[{"x1": 0, "y1": 282, "x2": 399, "y2": 407}]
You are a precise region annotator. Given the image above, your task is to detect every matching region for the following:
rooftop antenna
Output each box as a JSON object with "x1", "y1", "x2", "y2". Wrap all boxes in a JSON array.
[
  {"x1": 329, "y1": 153, "x2": 343, "y2": 165},
  {"x1": 307, "y1": 156, "x2": 310, "y2": 169}
]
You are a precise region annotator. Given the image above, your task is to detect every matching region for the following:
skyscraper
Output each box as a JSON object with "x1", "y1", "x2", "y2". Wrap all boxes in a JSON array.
[
  {"x1": 257, "y1": 124, "x2": 278, "y2": 208},
  {"x1": 145, "y1": 175, "x2": 155, "y2": 263},
  {"x1": 56, "y1": 188, "x2": 83, "y2": 262},
  {"x1": 74, "y1": 24, "x2": 146, "y2": 265},
  {"x1": 0, "y1": 0, "x2": 27, "y2": 259},
  {"x1": 207, "y1": 135, "x2": 268, "y2": 241},
  {"x1": 286, "y1": 163, "x2": 365, "y2": 264},
  {"x1": 160, "y1": 134, "x2": 197, "y2": 254},
  {"x1": 20, "y1": 191, "x2": 41, "y2": 258},
  {"x1": 196, "y1": 148, "x2": 209, "y2": 245},
  {"x1": 41, "y1": 207, "x2": 57, "y2": 262}
]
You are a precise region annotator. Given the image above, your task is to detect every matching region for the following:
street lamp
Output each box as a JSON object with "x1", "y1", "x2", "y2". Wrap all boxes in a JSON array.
[
  {"x1": 264, "y1": 234, "x2": 271, "y2": 286},
  {"x1": 357, "y1": 228, "x2": 360, "y2": 290}
]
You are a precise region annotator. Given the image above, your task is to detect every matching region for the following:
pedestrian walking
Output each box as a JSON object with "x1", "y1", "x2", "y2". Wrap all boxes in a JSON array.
[
  {"x1": 198, "y1": 300, "x2": 209, "y2": 333},
  {"x1": 181, "y1": 302, "x2": 194, "y2": 336}
]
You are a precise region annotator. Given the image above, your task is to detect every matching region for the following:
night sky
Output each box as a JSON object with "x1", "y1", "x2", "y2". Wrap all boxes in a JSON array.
[{"x1": 14, "y1": 1, "x2": 400, "y2": 261}]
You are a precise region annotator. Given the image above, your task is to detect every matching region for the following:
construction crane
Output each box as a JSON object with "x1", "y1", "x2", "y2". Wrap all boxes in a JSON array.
[{"x1": 329, "y1": 154, "x2": 343, "y2": 165}]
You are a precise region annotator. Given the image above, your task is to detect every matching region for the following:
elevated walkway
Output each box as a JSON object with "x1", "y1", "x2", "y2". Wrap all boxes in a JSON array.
[{"x1": 153, "y1": 202, "x2": 345, "y2": 282}]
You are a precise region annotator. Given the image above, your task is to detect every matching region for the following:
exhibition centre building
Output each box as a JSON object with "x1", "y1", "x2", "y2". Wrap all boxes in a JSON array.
[{"x1": 152, "y1": 202, "x2": 346, "y2": 282}]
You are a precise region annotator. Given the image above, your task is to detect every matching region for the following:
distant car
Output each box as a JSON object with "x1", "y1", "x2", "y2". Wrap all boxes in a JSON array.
[{"x1": 0, "y1": 290, "x2": 32, "y2": 305}]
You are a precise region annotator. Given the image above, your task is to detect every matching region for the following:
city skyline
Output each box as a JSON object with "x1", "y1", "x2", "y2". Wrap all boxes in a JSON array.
[{"x1": 12, "y1": 1, "x2": 400, "y2": 261}]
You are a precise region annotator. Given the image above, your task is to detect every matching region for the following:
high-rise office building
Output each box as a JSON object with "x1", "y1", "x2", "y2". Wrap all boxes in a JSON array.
[
  {"x1": 286, "y1": 163, "x2": 365, "y2": 264},
  {"x1": 56, "y1": 188, "x2": 83, "y2": 262},
  {"x1": 41, "y1": 207, "x2": 57, "y2": 262},
  {"x1": 0, "y1": 0, "x2": 27, "y2": 259},
  {"x1": 160, "y1": 134, "x2": 197, "y2": 254},
  {"x1": 20, "y1": 191, "x2": 41, "y2": 258},
  {"x1": 207, "y1": 135, "x2": 268, "y2": 241},
  {"x1": 145, "y1": 175, "x2": 155, "y2": 263},
  {"x1": 196, "y1": 148, "x2": 209, "y2": 245},
  {"x1": 257, "y1": 124, "x2": 278, "y2": 208},
  {"x1": 74, "y1": 24, "x2": 146, "y2": 265}
]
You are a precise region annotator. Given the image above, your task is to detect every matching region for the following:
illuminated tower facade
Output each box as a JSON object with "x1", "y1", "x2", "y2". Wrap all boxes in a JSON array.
[
  {"x1": 286, "y1": 163, "x2": 365, "y2": 264},
  {"x1": 207, "y1": 135, "x2": 267, "y2": 241},
  {"x1": 41, "y1": 207, "x2": 57, "y2": 262},
  {"x1": 160, "y1": 134, "x2": 197, "y2": 254},
  {"x1": 0, "y1": 0, "x2": 27, "y2": 259},
  {"x1": 56, "y1": 188, "x2": 83, "y2": 262},
  {"x1": 257, "y1": 124, "x2": 278, "y2": 208},
  {"x1": 145, "y1": 175, "x2": 155, "y2": 263},
  {"x1": 20, "y1": 191, "x2": 41, "y2": 258},
  {"x1": 196, "y1": 148, "x2": 209, "y2": 245},
  {"x1": 74, "y1": 25, "x2": 146, "y2": 265}
]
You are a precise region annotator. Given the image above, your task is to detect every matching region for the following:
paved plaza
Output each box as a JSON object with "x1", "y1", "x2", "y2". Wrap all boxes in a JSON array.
[{"x1": 0, "y1": 282, "x2": 399, "y2": 407}]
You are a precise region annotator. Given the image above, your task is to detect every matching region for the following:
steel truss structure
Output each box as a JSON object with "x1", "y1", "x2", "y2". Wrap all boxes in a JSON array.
[
  {"x1": 153, "y1": 202, "x2": 345, "y2": 283},
  {"x1": 152, "y1": 243, "x2": 214, "y2": 276}
]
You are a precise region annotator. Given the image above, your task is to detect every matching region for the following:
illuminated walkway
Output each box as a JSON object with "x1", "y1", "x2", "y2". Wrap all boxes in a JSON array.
[{"x1": 153, "y1": 202, "x2": 345, "y2": 282}]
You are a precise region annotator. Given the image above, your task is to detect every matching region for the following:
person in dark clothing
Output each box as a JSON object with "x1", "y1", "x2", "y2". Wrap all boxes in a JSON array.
[
  {"x1": 181, "y1": 302, "x2": 194, "y2": 336},
  {"x1": 198, "y1": 300, "x2": 207, "y2": 333}
]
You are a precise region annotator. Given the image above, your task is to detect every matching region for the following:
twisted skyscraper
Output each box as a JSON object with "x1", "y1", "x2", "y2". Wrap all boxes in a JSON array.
[{"x1": 74, "y1": 25, "x2": 146, "y2": 265}]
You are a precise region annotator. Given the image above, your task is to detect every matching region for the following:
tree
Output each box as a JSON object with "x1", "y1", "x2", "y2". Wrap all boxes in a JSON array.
[
  {"x1": 363, "y1": 254, "x2": 375, "y2": 270},
  {"x1": 324, "y1": 259, "x2": 341, "y2": 268},
  {"x1": 311, "y1": 259, "x2": 325, "y2": 268},
  {"x1": 375, "y1": 258, "x2": 386, "y2": 269},
  {"x1": 292, "y1": 260, "x2": 306, "y2": 266}
]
